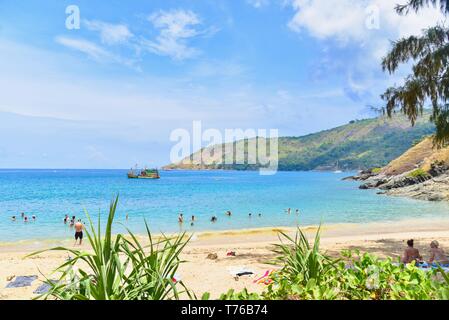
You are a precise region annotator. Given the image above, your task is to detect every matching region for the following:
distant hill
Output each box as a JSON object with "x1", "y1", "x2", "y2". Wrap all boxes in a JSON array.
[{"x1": 164, "y1": 113, "x2": 435, "y2": 171}]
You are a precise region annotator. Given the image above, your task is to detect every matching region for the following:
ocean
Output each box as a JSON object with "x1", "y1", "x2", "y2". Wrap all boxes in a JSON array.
[{"x1": 0, "y1": 169, "x2": 448, "y2": 242}]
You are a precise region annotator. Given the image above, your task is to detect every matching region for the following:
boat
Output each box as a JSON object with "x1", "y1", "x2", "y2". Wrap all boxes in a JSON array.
[
  {"x1": 127, "y1": 166, "x2": 160, "y2": 179},
  {"x1": 334, "y1": 160, "x2": 343, "y2": 174}
]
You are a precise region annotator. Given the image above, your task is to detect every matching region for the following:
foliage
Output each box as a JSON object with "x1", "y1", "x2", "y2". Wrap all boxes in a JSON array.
[
  {"x1": 29, "y1": 196, "x2": 191, "y2": 300},
  {"x1": 382, "y1": 1, "x2": 449, "y2": 146},
  {"x1": 395, "y1": 0, "x2": 449, "y2": 15},
  {"x1": 219, "y1": 228, "x2": 449, "y2": 300},
  {"x1": 371, "y1": 167, "x2": 382, "y2": 174},
  {"x1": 408, "y1": 168, "x2": 430, "y2": 178}
]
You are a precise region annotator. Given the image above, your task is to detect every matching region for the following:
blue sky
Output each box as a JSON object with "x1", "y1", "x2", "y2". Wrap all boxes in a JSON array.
[{"x1": 0, "y1": 0, "x2": 444, "y2": 168}]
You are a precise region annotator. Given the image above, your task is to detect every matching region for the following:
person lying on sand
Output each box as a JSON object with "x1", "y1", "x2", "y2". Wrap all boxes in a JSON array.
[
  {"x1": 402, "y1": 239, "x2": 422, "y2": 264},
  {"x1": 428, "y1": 240, "x2": 449, "y2": 265},
  {"x1": 74, "y1": 219, "x2": 84, "y2": 246}
]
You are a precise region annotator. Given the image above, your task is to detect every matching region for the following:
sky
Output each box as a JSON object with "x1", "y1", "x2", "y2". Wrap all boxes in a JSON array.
[{"x1": 0, "y1": 0, "x2": 445, "y2": 168}]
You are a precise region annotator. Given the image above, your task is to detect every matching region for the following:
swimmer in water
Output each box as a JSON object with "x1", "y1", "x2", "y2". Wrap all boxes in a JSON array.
[
  {"x1": 24, "y1": 216, "x2": 29, "y2": 222},
  {"x1": 178, "y1": 213, "x2": 184, "y2": 223},
  {"x1": 32, "y1": 215, "x2": 36, "y2": 221},
  {"x1": 249, "y1": 213, "x2": 252, "y2": 218},
  {"x1": 226, "y1": 211, "x2": 232, "y2": 216},
  {"x1": 21, "y1": 212, "x2": 25, "y2": 218},
  {"x1": 11, "y1": 216, "x2": 16, "y2": 221},
  {"x1": 296, "y1": 209, "x2": 299, "y2": 215},
  {"x1": 64, "y1": 215, "x2": 69, "y2": 224},
  {"x1": 211, "y1": 216, "x2": 217, "y2": 223}
]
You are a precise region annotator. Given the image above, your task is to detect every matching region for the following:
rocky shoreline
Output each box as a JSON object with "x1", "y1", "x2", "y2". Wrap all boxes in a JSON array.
[{"x1": 345, "y1": 163, "x2": 449, "y2": 202}]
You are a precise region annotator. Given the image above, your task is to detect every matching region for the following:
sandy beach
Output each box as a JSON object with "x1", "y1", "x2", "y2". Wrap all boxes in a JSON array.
[{"x1": 1, "y1": 217, "x2": 449, "y2": 300}]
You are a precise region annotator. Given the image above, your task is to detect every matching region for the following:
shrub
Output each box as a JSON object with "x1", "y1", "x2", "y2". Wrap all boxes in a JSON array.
[
  {"x1": 371, "y1": 167, "x2": 382, "y2": 174},
  {"x1": 29, "y1": 196, "x2": 191, "y2": 300},
  {"x1": 219, "y1": 228, "x2": 449, "y2": 300},
  {"x1": 408, "y1": 168, "x2": 429, "y2": 178}
]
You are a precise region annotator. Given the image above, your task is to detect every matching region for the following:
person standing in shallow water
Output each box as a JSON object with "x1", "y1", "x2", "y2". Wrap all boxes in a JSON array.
[{"x1": 74, "y1": 219, "x2": 84, "y2": 246}]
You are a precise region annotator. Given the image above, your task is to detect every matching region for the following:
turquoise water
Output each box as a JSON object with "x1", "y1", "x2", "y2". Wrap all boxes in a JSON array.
[{"x1": 0, "y1": 169, "x2": 449, "y2": 242}]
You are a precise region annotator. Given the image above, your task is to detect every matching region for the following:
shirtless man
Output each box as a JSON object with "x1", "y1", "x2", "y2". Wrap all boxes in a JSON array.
[
  {"x1": 402, "y1": 239, "x2": 422, "y2": 264},
  {"x1": 74, "y1": 219, "x2": 84, "y2": 246}
]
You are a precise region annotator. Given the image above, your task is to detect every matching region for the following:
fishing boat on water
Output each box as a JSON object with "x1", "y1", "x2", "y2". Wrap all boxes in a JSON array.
[{"x1": 127, "y1": 166, "x2": 160, "y2": 179}]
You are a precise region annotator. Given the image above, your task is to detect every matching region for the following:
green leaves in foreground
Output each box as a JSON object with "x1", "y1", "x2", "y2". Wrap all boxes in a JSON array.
[
  {"x1": 220, "y1": 227, "x2": 449, "y2": 301},
  {"x1": 29, "y1": 196, "x2": 191, "y2": 300}
]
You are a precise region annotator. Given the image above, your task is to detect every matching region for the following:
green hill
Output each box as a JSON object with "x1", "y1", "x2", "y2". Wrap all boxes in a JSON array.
[{"x1": 164, "y1": 113, "x2": 435, "y2": 171}]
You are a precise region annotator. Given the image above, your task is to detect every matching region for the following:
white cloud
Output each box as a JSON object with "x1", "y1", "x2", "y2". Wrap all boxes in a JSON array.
[
  {"x1": 142, "y1": 9, "x2": 212, "y2": 60},
  {"x1": 55, "y1": 36, "x2": 138, "y2": 69},
  {"x1": 286, "y1": 0, "x2": 446, "y2": 106},
  {"x1": 288, "y1": 0, "x2": 445, "y2": 43},
  {"x1": 56, "y1": 36, "x2": 113, "y2": 60},
  {"x1": 84, "y1": 20, "x2": 133, "y2": 45},
  {"x1": 246, "y1": 0, "x2": 270, "y2": 8}
]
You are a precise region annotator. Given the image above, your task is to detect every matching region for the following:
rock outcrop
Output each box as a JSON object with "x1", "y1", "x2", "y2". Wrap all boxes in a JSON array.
[{"x1": 351, "y1": 137, "x2": 449, "y2": 202}]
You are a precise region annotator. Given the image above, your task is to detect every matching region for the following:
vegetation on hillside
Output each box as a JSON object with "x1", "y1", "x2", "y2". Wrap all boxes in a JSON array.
[{"x1": 165, "y1": 114, "x2": 435, "y2": 171}]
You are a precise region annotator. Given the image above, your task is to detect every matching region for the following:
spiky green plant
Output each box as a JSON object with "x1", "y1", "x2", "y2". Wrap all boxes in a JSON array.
[
  {"x1": 271, "y1": 226, "x2": 337, "y2": 286},
  {"x1": 29, "y1": 196, "x2": 191, "y2": 300}
]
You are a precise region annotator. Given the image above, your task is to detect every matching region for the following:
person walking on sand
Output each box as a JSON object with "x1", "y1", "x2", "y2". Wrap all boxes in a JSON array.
[
  {"x1": 74, "y1": 219, "x2": 84, "y2": 246},
  {"x1": 428, "y1": 240, "x2": 449, "y2": 265},
  {"x1": 402, "y1": 239, "x2": 422, "y2": 265}
]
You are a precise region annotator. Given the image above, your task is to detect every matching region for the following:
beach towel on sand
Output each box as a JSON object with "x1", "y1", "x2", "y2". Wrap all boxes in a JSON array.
[
  {"x1": 6, "y1": 276, "x2": 38, "y2": 288},
  {"x1": 33, "y1": 280, "x2": 58, "y2": 295},
  {"x1": 254, "y1": 270, "x2": 274, "y2": 285}
]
